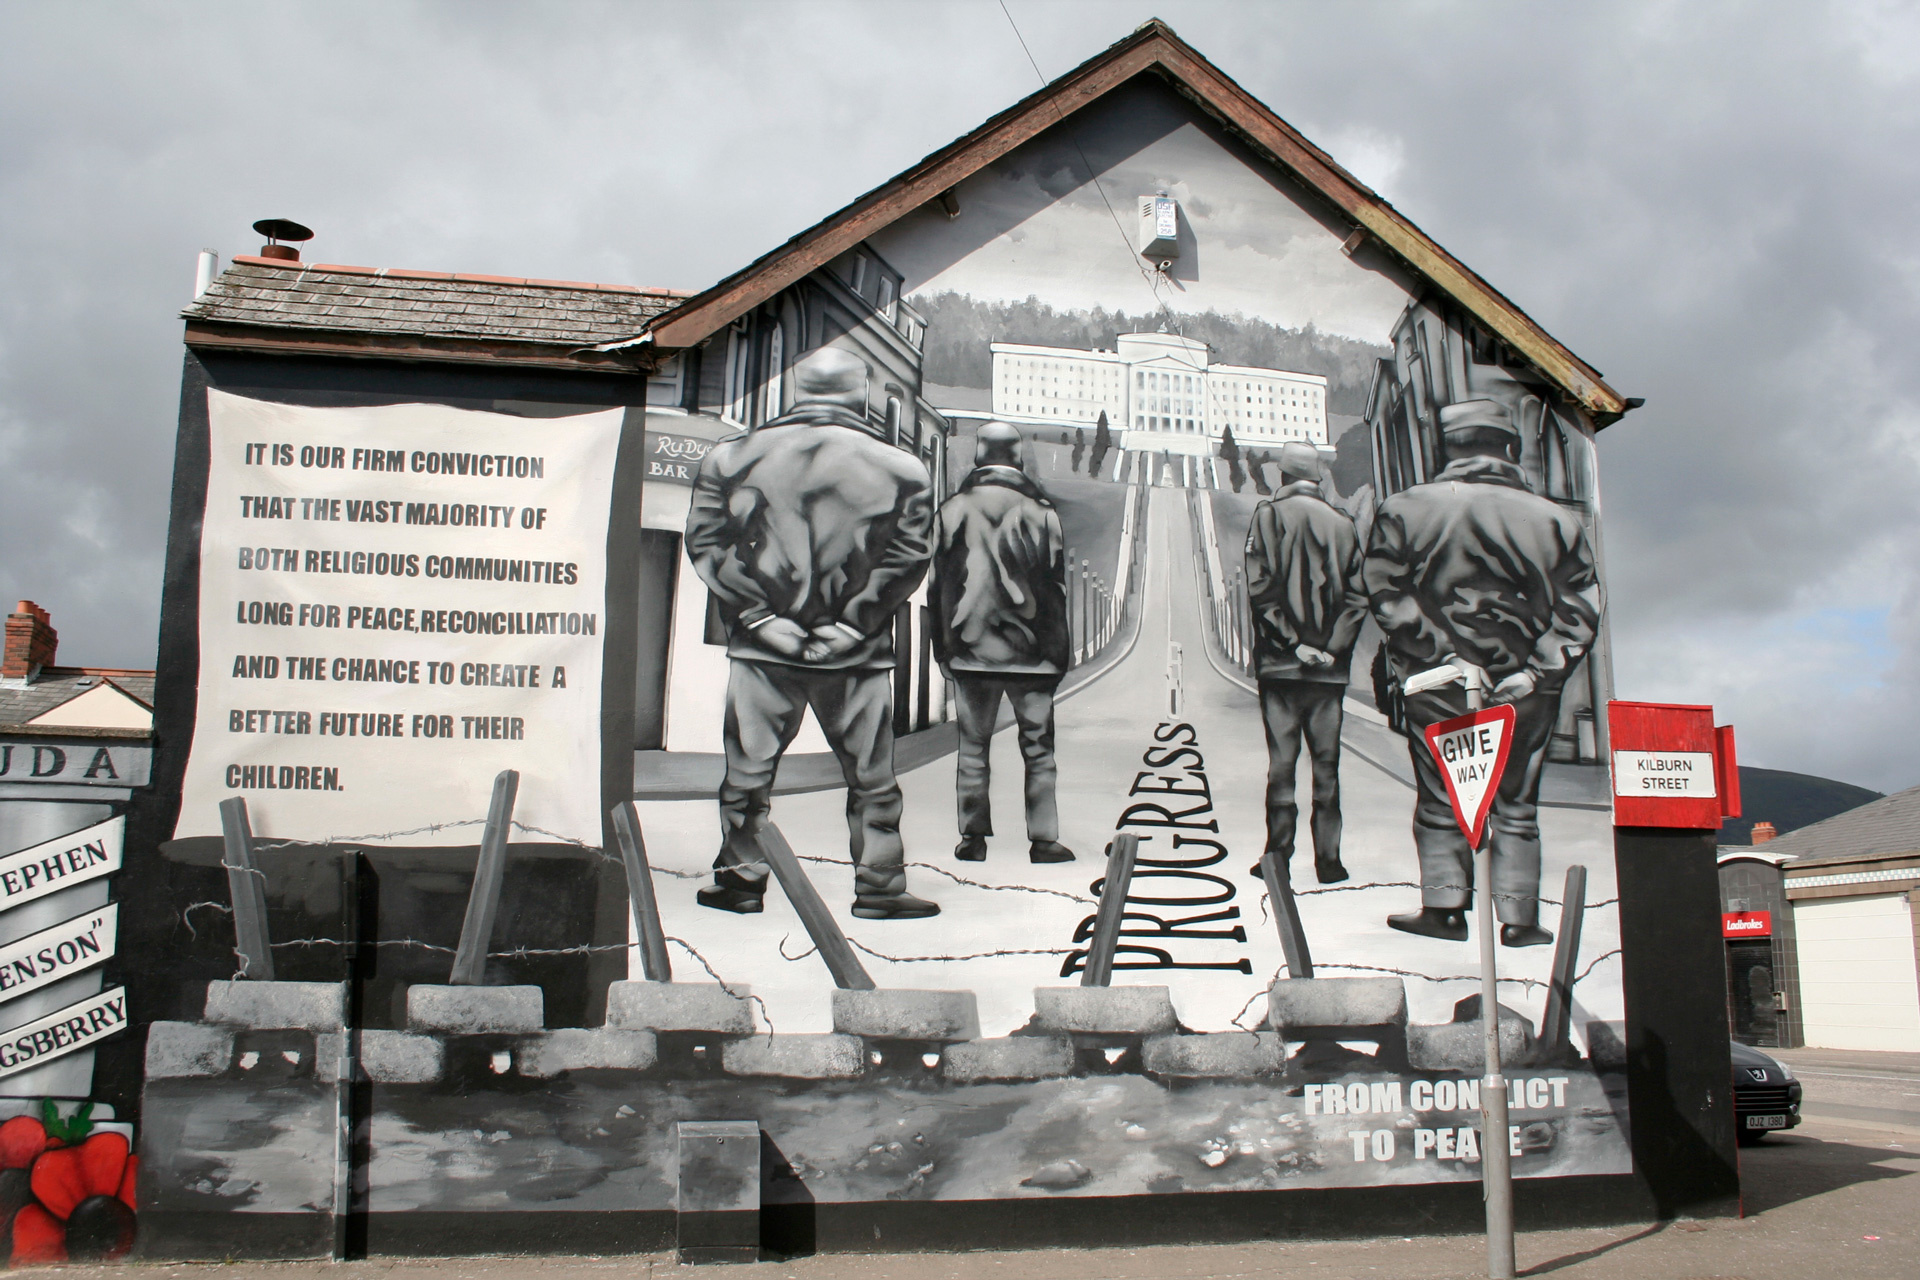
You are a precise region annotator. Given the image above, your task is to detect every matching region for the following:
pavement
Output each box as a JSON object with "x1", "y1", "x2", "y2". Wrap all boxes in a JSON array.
[{"x1": 30, "y1": 1110, "x2": 1919, "y2": 1278}]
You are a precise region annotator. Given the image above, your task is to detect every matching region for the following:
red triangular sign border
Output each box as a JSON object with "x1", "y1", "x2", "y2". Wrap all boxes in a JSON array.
[{"x1": 1422, "y1": 704, "x2": 1518, "y2": 848}]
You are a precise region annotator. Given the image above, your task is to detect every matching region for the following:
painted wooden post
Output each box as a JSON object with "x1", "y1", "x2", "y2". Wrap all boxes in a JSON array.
[
  {"x1": 449, "y1": 769, "x2": 519, "y2": 986},
  {"x1": 217, "y1": 797, "x2": 274, "y2": 980},
  {"x1": 612, "y1": 801, "x2": 673, "y2": 983},
  {"x1": 330, "y1": 851, "x2": 367, "y2": 1261},
  {"x1": 756, "y1": 823, "x2": 875, "y2": 990},
  {"x1": 1065, "y1": 547, "x2": 1078, "y2": 662},
  {"x1": 1259, "y1": 851, "x2": 1314, "y2": 979},
  {"x1": 1080, "y1": 833, "x2": 1140, "y2": 987},
  {"x1": 1539, "y1": 864, "x2": 1589, "y2": 1059},
  {"x1": 1080, "y1": 558, "x2": 1091, "y2": 664}
]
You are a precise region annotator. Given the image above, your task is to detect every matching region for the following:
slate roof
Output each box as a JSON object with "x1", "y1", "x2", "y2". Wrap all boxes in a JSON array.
[
  {"x1": 183, "y1": 257, "x2": 687, "y2": 348},
  {"x1": 1765, "y1": 783, "x2": 1920, "y2": 864},
  {"x1": 0, "y1": 669, "x2": 155, "y2": 733}
]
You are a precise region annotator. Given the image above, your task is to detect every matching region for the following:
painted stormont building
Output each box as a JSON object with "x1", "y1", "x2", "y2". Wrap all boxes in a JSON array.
[{"x1": 990, "y1": 331, "x2": 1328, "y2": 455}]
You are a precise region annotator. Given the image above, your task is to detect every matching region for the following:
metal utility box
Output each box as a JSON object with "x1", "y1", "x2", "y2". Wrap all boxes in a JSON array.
[{"x1": 1137, "y1": 193, "x2": 1179, "y2": 260}]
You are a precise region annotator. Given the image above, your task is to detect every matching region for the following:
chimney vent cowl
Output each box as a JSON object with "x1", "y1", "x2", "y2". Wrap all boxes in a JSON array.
[{"x1": 252, "y1": 218, "x2": 313, "y2": 263}]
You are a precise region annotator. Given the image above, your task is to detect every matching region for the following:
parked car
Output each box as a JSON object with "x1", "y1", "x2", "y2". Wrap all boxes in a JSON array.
[{"x1": 1732, "y1": 1041, "x2": 1802, "y2": 1142}]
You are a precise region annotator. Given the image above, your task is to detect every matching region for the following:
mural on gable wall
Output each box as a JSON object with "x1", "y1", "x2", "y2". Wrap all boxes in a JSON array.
[
  {"x1": 629, "y1": 77, "x2": 1627, "y2": 1199},
  {"x1": 139, "y1": 72, "x2": 1629, "y2": 1249}
]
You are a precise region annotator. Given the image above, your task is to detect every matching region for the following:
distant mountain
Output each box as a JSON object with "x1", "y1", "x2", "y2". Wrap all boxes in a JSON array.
[
  {"x1": 912, "y1": 292, "x2": 1390, "y2": 416},
  {"x1": 1720, "y1": 767, "x2": 1884, "y2": 845}
]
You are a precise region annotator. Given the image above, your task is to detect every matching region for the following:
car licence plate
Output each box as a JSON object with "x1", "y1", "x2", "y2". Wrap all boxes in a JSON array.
[{"x1": 1746, "y1": 1114, "x2": 1787, "y2": 1130}]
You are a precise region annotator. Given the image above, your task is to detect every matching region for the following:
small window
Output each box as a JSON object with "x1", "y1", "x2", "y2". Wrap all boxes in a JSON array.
[{"x1": 878, "y1": 277, "x2": 896, "y2": 320}]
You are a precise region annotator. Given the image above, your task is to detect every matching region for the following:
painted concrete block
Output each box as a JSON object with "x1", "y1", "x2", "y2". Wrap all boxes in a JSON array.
[
  {"x1": 1586, "y1": 1020, "x2": 1628, "y2": 1071},
  {"x1": 360, "y1": 1029, "x2": 446, "y2": 1083},
  {"x1": 1031, "y1": 986, "x2": 1178, "y2": 1035},
  {"x1": 1143, "y1": 1031, "x2": 1285, "y2": 1078},
  {"x1": 941, "y1": 1035, "x2": 1075, "y2": 1083},
  {"x1": 145, "y1": 1022, "x2": 233, "y2": 1078},
  {"x1": 721, "y1": 1033, "x2": 864, "y2": 1080},
  {"x1": 1267, "y1": 977, "x2": 1408, "y2": 1032},
  {"x1": 405, "y1": 984, "x2": 544, "y2": 1034},
  {"x1": 831, "y1": 988, "x2": 979, "y2": 1042},
  {"x1": 518, "y1": 1028, "x2": 659, "y2": 1078},
  {"x1": 203, "y1": 979, "x2": 346, "y2": 1031},
  {"x1": 677, "y1": 1120, "x2": 760, "y2": 1264},
  {"x1": 1407, "y1": 1019, "x2": 1534, "y2": 1072},
  {"x1": 605, "y1": 981, "x2": 755, "y2": 1034}
]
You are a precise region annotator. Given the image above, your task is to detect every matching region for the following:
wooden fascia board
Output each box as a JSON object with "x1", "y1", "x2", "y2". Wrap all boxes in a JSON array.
[
  {"x1": 184, "y1": 321, "x2": 647, "y2": 375},
  {"x1": 647, "y1": 24, "x2": 1629, "y2": 421}
]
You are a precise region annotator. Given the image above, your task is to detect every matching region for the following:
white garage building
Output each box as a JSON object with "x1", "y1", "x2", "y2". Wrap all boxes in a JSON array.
[{"x1": 1764, "y1": 785, "x2": 1920, "y2": 1052}]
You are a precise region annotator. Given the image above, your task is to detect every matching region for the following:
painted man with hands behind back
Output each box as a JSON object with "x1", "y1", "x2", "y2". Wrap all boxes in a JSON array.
[
  {"x1": 1364, "y1": 399, "x2": 1599, "y2": 947},
  {"x1": 684, "y1": 345, "x2": 940, "y2": 920}
]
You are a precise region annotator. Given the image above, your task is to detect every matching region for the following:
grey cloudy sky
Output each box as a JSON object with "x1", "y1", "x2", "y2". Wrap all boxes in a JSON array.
[{"x1": 3, "y1": 1, "x2": 1917, "y2": 792}]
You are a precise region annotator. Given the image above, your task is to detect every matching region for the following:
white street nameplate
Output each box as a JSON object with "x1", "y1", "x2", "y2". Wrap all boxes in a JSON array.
[
  {"x1": 0, "y1": 986, "x2": 129, "y2": 1078},
  {"x1": 0, "y1": 905, "x2": 118, "y2": 1005},
  {"x1": 0, "y1": 817, "x2": 122, "y2": 915},
  {"x1": 1611, "y1": 750, "x2": 1717, "y2": 798}
]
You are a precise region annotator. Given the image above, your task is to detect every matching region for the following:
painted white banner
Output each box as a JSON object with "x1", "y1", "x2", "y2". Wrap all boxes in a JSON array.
[
  {"x1": 175, "y1": 391, "x2": 624, "y2": 846},
  {"x1": 1611, "y1": 750, "x2": 1717, "y2": 798},
  {"x1": 0, "y1": 817, "x2": 122, "y2": 915},
  {"x1": 0, "y1": 905, "x2": 117, "y2": 1004},
  {"x1": 0, "y1": 986, "x2": 128, "y2": 1079}
]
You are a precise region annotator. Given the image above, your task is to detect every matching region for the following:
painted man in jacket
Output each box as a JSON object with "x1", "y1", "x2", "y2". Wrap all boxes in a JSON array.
[
  {"x1": 1363, "y1": 399, "x2": 1599, "y2": 946},
  {"x1": 932, "y1": 422, "x2": 1076, "y2": 865},
  {"x1": 684, "y1": 346, "x2": 940, "y2": 919},
  {"x1": 1244, "y1": 442, "x2": 1368, "y2": 886}
]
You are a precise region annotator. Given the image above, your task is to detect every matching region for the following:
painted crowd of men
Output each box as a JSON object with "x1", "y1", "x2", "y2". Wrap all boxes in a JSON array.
[
  {"x1": 1243, "y1": 399, "x2": 1599, "y2": 946},
  {"x1": 685, "y1": 343, "x2": 1600, "y2": 945},
  {"x1": 685, "y1": 347, "x2": 1075, "y2": 921}
]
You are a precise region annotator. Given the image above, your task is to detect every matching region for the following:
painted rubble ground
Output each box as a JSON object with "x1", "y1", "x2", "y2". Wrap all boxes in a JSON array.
[{"x1": 141, "y1": 1065, "x2": 1629, "y2": 1215}]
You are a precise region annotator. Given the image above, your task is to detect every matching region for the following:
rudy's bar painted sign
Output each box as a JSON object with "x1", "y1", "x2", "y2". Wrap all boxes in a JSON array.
[
  {"x1": 1611, "y1": 751, "x2": 1717, "y2": 797},
  {"x1": 0, "y1": 740, "x2": 151, "y2": 788},
  {"x1": 642, "y1": 430, "x2": 714, "y2": 486},
  {"x1": 174, "y1": 392, "x2": 623, "y2": 847},
  {"x1": 0, "y1": 905, "x2": 117, "y2": 1003},
  {"x1": 0, "y1": 986, "x2": 128, "y2": 1079},
  {"x1": 1723, "y1": 911, "x2": 1771, "y2": 938},
  {"x1": 0, "y1": 817, "x2": 122, "y2": 914}
]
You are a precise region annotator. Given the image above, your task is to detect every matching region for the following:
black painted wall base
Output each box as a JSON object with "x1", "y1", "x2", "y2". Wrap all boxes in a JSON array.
[
  {"x1": 1615, "y1": 825, "x2": 1742, "y2": 1219},
  {"x1": 138, "y1": 1174, "x2": 1658, "y2": 1262}
]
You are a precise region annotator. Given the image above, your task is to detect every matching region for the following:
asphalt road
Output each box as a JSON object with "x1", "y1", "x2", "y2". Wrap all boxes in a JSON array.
[{"x1": 1772, "y1": 1046, "x2": 1920, "y2": 1130}]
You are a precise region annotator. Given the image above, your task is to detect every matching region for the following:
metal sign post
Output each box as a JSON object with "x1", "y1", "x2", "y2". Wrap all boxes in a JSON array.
[{"x1": 1416, "y1": 669, "x2": 1518, "y2": 1280}]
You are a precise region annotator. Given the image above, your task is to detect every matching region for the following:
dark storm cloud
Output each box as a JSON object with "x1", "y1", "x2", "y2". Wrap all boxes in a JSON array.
[{"x1": 2, "y1": 0, "x2": 1914, "y2": 789}]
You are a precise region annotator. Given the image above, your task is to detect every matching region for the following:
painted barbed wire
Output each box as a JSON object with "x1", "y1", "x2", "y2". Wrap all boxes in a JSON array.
[
  {"x1": 1294, "y1": 880, "x2": 1619, "y2": 909},
  {"x1": 181, "y1": 900, "x2": 233, "y2": 938},
  {"x1": 223, "y1": 933, "x2": 772, "y2": 1034},
  {"x1": 247, "y1": 819, "x2": 623, "y2": 867},
  {"x1": 665, "y1": 935, "x2": 774, "y2": 1037},
  {"x1": 792, "y1": 851, "x2": 1095, "y2": 905},
  {"x1": 1227, "y1": 949, "x2": 1626, "y2": 1031},
  {"x1": 778, "y1": 933, "x2": 1073, "y2": 965}
]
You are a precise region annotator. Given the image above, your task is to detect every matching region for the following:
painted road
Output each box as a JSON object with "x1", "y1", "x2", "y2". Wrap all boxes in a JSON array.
[{"x1": 636, "y1": 484, "x2": 1623, "y2": 1039}]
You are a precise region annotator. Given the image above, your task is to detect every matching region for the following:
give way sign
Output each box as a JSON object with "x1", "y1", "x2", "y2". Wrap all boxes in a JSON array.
[{"x1": 1423, "y1": 705, "x2": 1517, "y2": 848}]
